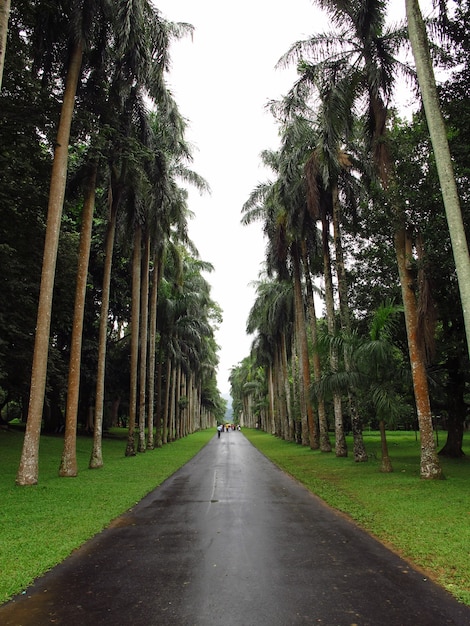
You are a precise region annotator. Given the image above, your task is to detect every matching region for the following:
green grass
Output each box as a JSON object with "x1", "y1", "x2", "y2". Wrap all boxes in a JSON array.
[
  {"x1": 0, "y1": 428, "x2": 214, "y2": 604},
  {"x1": 2, "y1": 428, "x2": 469, "y2": 608},
  {"x1": 243, "y1": 428, "x2": 470, "y2": 605}
]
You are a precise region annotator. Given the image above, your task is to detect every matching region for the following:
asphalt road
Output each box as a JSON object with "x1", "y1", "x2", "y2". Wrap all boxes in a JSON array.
[{"x1": 1, "y1": 431, "x2": 469, "y2": 625}]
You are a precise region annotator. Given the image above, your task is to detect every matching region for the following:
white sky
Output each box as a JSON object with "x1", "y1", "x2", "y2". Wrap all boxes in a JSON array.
[{"x1": 154, "y1": 0, "x2": 426, "y2": 395}]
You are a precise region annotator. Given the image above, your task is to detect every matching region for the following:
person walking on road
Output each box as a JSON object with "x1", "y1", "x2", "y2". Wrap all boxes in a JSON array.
[{"x1": 217, "y1": 424, "x2": 223, "y2": 438}]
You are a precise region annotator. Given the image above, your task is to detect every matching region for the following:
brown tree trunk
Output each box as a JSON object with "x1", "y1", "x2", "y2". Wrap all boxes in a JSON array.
[
  {"x1": 303, "y1": 247, "x2": 331, "y2": 452},
  {"x1": 126, "y1": 224, "x2": 142, "y2": 457},
  {"x1": 16, "y1": 40, "x2": 83, "y2": 486},
  {"x1": 438, "y1": 363, "x2": 466, "y2": 458},
  {"x1": 147, "y1": 254, "x2": 160, "y2": 450},
  {"x1": 89, "y1": 192, "x2": 118, "y2": 469},
  {"x1": 137, "y1": 233, "x2": 150, "y2": 453},
  {"x1": 332, "y1": 186, "x2": 359, "y2": 459},
  {"x1": 60, "y1": 163, "x2": 97, "y2": 477},
  {"x1": 321, "y1": 211, "x2": 343, "y2": 455},
  {"x1": 162, "y1": 358, "x2": 171, "y2": 445},
  {"x1": 395, "y1": 227, "x2": 442, "y2": 479},
  {"x1": 292, "y1": 245, "x2": 318, "y2": 448},
  {"x1": 379, "y1": 419, "x2": 393, "y2": 472}
]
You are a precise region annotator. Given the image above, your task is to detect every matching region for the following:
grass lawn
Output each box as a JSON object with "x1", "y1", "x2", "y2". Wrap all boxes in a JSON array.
[
  {"x1": 243, "y1": 428, "x2": 470, "y2": 606},
  {"x1": 1, "y1": 427, "x2": 469, "y2": 608},
  {"x1": 0, "y1": 427, "x2": 214, "y2": 604}
]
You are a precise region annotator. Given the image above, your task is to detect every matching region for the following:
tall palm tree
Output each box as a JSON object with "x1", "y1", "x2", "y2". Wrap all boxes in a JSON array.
[
  {"x1": 243, "y1": 151, "x2": 319, "y2": 448},
  {"x1": 17, "y1": 2, "x2": 87, "y2": 485},
  {"x1": 405, "y1": 0, "x2": 470, "y2": 358},
  {"x1": 247, "y1": 278, "x2": 295, "y2": 438},
  {"x1": 59, "y1": 162, "x2": 98, "y2": 476},
  {"x1": 280, "y1": 0, "x2": 442, "y2": 478},
  {"x1": 89, "y1": 8, "x2": 192, "y2": 467}
]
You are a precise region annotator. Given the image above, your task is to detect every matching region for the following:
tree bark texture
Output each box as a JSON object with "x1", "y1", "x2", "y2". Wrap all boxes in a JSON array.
[
  {"x1": 60, "y1": 163, "x2": 97, "y2": 477},
  {"x1": 126, "y1": 225, "x2": 142, "y2": 457},
  {"x1": 406, "y1": 0, "x2": 470, "y2": 359},
  {"x1": 137, "y1": 233, "x2": 150, "y2": 453},
  {"x1": 16, "y1": 40, "x2": 83, "y2": 486},
  {"x1": 89, "y1": 197, "x2": 118, "y2": 469},
  {"x1": 292, "y1": 246, "x2": 318, "y2": 448},
  {"x1": 395, "y1": 227, "x2": 442, "y2": 479}
]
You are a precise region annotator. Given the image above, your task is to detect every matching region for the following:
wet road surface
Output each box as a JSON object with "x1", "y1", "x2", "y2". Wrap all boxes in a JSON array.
[{"x1": 1, "y1": 431, "x2": 469, "y2": 625}]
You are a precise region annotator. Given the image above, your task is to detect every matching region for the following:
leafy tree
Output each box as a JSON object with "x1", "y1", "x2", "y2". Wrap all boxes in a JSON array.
[
  {"x1": 17, "y1": 0, "x2": 99, "y2": 485},
  {"x1": 406, "y1": 0, "x2": 470, "y2": 357},
  {"x1": 280, "y1": 0, "x2": 442, "y2": 478}
]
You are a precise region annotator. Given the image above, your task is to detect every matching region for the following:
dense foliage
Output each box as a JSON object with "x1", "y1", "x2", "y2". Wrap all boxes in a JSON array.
[
  {"x1": 0, "y1": 0, "x2": 226, "y2": 482},
  {"x1": 231, "y1": 0, "x2": 470, "y2": 476}
]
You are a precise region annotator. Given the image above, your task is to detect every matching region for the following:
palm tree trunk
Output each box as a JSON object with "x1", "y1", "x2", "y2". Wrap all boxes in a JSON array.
[
  {"x1": 379, "y1": 419, "x2": 393, "y2": 473},
  {"x1": 332, "y1": 187, "x2": 359, "y2": 459},
  {"x1": 406, "y1": 0, "x2": 470, "y2": 359},
  {"x1": 395, "y1": 226, "x2": 442, "y2": 479},
  {"x1": 126, "y1": 224, "x2": 142, "y2": 457},
  {"x1": 170, "y1": 361, "x2": 177, "y2": 441},
  {"x1": 268, "y1": 365, "x2": 276, "y2": 435},
  {"x1": 0, "y1": 0, "x2": 10, "y2": 91},
  {"x1": 16, "y1": 40, "x2": 83, "y2": 486},
  {"x1": 321, "y1": 212, "x2": 343, "y2": 455},
  {"x1": 89, "y1": 195, "x2": 118, "y2": 469},
  {"x1": 163, "y1": 357, "x2": 171, "y2": 444},
  {"x1": 60, "y1": 162, "x2": 97, "y2": 477},
  {"x1": 147, "y1": 253, "x2": 160, "y2": 450},
  {"x1": 304, "y1": 247, "x2": 331, "y2": 452},
  {"x1": 292, "y1": 246, "x2": 318, "y2": 448},
  {"x1": 137, "y1": 232, "x2": 150, "y2": 453},
  {"x1": 155, "y1": 348, "x2": 164, "y2": 447},
  {"x1": 281, "y1": 333, "x2": 294, "y2": 441}
]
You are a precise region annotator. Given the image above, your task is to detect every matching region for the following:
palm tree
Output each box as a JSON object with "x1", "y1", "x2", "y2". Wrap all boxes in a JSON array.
[
  {"x1": 318, "y1": 302, "x2": 407, "y2": 473},
  {"x1": 405, "y1": 0, "x2": 470, "y2": 359},
  {"x1": 59, "y1": 162, "x2": 98, "y2": 476},
  {"x1": 16, "y1": 2, "x2": 86, "y2": 485},
  {"x1": 247, "y1": 278, "x2": 295, "y2": 438},
  {"x1": 89, "y1": 7, "x2": 192, "y2": 467},
  {"x1": 280, "y1": 0, "x2": 442, "y2": 479}
]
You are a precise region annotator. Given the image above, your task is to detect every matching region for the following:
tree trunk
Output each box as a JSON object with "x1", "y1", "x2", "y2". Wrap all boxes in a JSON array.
[
  {"x1": 126, "y1": 224, "x2": 142, "y2": 457},
  {"x1": 321, "y1": 212, "x2": 343, "y2": 455},
  {"x1": 332, "y1": 186, "x2": 358, "y2": 459},
  {"x1": 281, "y1": 332, "x2": 295, "y2": 441},
  {"x1": 60, "y1": 162, "x2": 97, "y2": 477},
  {"x1": 406, "y1": 0, "x2": 470, "y2": 360},
  {"x1": 89, "y1": 192, "x2": 118, "y2": 469},
  {"x1": 395, "y1": 227, "x2": 442, "y2": 479},
  {"x1": 292, "y1": 245, "x2": 318, "y2": 448},
  {"x1": 162, "y1": 357, "x2": 171, "y2": 445},
  {"x1": 438, "y1": 362, "x2": 466, "y2": 458},
  {"x1": 147, "y1": 253, "x2": 160, "y2": 450},
  {"x1": 170, "y1": 361, "x2": 177, "y2": 441},
  {"x1": 379, "y1": 419, "x2": 393, "y2": 473},
  {"x1": 0, "y1": 0, "x2": 11, "y2": 91},
  {"x1": 137, "y1": 233, "x2": 150, "y2": 453},
  {"x1": 303, "y1": 248, "x2": 331, "y2": 452},
  {"x1": 16, "y1": 40, "x2": 83, "y2": 486}
]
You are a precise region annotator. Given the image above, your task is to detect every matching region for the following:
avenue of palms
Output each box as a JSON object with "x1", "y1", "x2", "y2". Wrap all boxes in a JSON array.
[{"x1": 1, "y1": 0, "x2": 470, "y2": 496}]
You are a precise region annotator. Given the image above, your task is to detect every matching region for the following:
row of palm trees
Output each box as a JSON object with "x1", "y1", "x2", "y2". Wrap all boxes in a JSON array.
[
  {"x1": 2, "y1": 1, "x2": 223, "y2": 485},
  {"x1": 232, "y1": 0, "x2": 469, "y2": 480}
]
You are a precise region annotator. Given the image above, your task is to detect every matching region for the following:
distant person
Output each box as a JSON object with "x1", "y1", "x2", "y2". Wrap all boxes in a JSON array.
[{"x1": 217, "y1": 424, "x2": 223, "y2": 439}]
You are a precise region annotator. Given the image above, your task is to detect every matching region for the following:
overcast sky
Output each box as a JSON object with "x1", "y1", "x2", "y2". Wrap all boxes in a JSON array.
[{"x1": 154, "y1": 1, "x2": 427, "y2": 395}]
